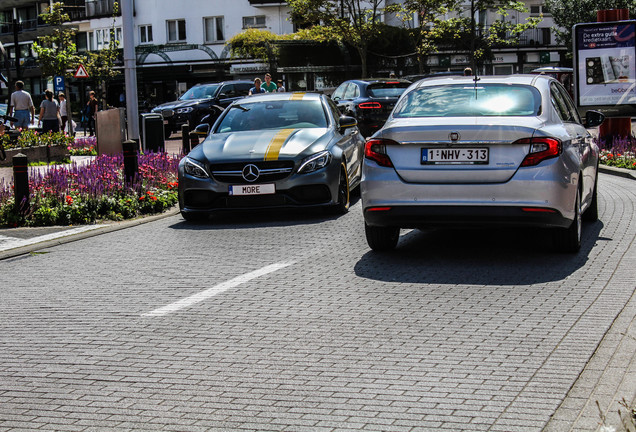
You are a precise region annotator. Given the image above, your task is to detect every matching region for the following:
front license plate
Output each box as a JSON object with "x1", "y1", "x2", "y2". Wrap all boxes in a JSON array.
[
  {"x1": 421, "y1": 148, "x2": 489, "y2": 165},
  {"x1": 229, "y1": 183, "x2": 275, "y2": 196},
  {"x1": 163, "y1": 120, "x2": 169, "y2": 125}
]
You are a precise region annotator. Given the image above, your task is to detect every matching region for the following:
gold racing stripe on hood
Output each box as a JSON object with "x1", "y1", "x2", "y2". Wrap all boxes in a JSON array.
[
  {"x1": 290, "y1": 92, "x2": 306, "y2": 101},
  {"x1": 264, "y1": 128, "x2": 296, "y2": 161}
]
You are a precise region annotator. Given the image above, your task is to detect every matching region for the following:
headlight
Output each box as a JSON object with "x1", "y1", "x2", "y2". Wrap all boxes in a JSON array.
[
  {"x1": 184, "y1": 157, "x2": 209, "y2": 178},
  {"x1": 298, "y1": 151, "x2": 332, "y2": 174},
  {"x1": 176, "y1": 107, "x2": 194, "y2": 114}
]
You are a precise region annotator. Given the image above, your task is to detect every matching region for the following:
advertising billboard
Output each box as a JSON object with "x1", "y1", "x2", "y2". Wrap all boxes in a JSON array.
[{"x1": 573, "y1": 20, "x2": 636, "y2": 116}]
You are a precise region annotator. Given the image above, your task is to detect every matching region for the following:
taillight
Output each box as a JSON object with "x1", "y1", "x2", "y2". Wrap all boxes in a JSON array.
[
  {"x1": 518, "y1": 137, "x2": 562, "y2": 167},
  {"x1": 358, "y1": 102, "x2": 382, "y2": 109},
  {"x1": 365, "y1": 139, "x2": 396, "y2": 167}
]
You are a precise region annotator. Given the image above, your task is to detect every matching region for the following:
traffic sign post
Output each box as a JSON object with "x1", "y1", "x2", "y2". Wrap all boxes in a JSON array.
[
  {"x1": 54, "y1": 76, "x2": 65, "y2": 93},
  {"x1": 74, "y1": 64, "x2": 89, "y2": 79}
]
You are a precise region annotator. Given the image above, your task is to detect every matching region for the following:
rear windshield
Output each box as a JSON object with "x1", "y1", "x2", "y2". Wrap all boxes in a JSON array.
[
  {"x1": 393, "y1": 84, "x2": 541, "y2": 117},
  {"x1": 367, "y1": 83, "x2": 410, "y2": 98}
]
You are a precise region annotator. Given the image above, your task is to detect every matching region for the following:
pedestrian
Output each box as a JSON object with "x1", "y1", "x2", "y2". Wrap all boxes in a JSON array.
[
  {"x1": 464, "y1": 67, "x2": 473, "y2": 76},
  {"x1": 86, "y1": 90, "x2": 98, "y2": 136},
  {"x1": 249, "y1": 78, "x2": 266, "y2": 96},
  {"x1": 262, "y1": 73, "x2": 277, "y2": 92},
  {"x1": 39, "y1": 90, "x2": 60, "y2": 133},
  {"x1": 58, "y1": 92, "x2": 69, "y2": 134},
  {"x1": 276, "y1": 80, "x2": 286, "y2": 92},
  {"x1": 7, "y1": 80, "x2": 35, "y2": 129}
]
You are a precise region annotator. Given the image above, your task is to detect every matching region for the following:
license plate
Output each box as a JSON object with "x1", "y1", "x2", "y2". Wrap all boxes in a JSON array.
[
  {"x1": 163, "y1": 120, "x2": 169, "y2": 125},
  {"x1": 421, "y1": 148, "x2": 489, "y2": 165},
  {"x1": 229, "y1": 183, "x2": 275, "y2": 196}
]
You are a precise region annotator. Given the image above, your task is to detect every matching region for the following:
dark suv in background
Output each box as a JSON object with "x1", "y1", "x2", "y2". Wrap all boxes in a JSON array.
[
  {"x1": 331, "y1": 78, "x2": 411, "y2": 137},
  {"x1": 152, "y1": 80, "x2": 253, "y2": 138}
]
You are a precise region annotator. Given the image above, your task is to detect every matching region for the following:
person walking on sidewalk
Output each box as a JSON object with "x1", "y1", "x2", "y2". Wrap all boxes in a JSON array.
[
  {"x1": 39, "y1": 90, "x2": 60, "y2": 133},
  {"x1": 58, "y1": 92, "x2": 69, "y2": 134},
  {"x1": 86, "y1": 91, "x2": 98, "y2": 136},
  {"x1": 7, "y1": 80, "x2": 35, "y2": 129}
]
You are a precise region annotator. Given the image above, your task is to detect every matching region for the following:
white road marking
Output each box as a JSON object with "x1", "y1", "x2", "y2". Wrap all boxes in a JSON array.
[
  {"x1": 0, "y1": 225, "x2": 110, "y2": 252},
  {"x1": 142, "y1": 261, "x2": 295, "y2": 317}
]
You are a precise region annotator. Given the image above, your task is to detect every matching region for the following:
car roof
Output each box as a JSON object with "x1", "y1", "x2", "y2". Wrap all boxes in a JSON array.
[
  {"x1": 192, "y1": 80, "x2": 253, "y2": 86},
  {"x1": 236, "y1": 92, "x2": 324, "y2": 102},
  {"x1": 412, "y1": 74, "x2": 552, "y2": 88},
  {"x1": 346, "y1": 78, "x2": 412, "y2": 85}
]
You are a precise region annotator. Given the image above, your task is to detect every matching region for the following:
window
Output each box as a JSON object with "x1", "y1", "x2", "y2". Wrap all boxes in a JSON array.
[
  {"x1": 344, "y1": 83, "x2": 360, "y2": 99},
  {"x1": 530, "y1": 5, "x2": 551, "y2": 16},
  {"x1": 331, "y1": 83, "x2": 349, "y2": 101},
  {"x1": 140, "y1": 25, "x2": 153, "y2": 44},
  {"x1": 242, "y1": 15, "x2": 266, "y2": 29},
  {"x1": 204, "y1": 16, "x2": 224, "y2": 43},
  {"x1": 551, "y1": 83, "x2": 573, "y2": 122},
  {"x1": 167, "y1": 19, "x2": 186, "y2": 43}
]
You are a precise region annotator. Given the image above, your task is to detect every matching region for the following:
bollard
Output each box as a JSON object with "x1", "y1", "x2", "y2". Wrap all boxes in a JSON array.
[
  {"x1": 122, "y1": 140, "x2": 139, "y2": 185},
  {"x1": 12, "y1": 153, "x2": 29, "y2": 214},
  {"x1": 189, "y1": 131, "x2": 199, "y2": 149},
  {"x1": 181, "y1": 124, "x2": 190, "y2": 154}
]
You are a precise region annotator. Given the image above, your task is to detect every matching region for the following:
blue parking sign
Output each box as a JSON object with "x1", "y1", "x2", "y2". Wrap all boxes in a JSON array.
[{"x1": 54, "y1": 76, "x2": 65, "y2": 93}]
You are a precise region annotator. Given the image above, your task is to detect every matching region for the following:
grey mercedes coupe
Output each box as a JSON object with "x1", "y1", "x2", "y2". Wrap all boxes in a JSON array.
[{"x1": 178, "y1": 92, "x2": 365, "y2": 220}]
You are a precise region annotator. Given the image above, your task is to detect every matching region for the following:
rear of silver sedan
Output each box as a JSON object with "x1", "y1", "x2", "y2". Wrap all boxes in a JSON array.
[{"x1": 361, "y1": 76, "x2": 598, "y2": 252}]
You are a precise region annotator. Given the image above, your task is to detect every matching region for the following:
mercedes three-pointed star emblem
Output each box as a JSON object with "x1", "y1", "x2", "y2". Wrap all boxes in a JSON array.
[{"x1": 242, "y1": 164, "x2": 260, "y2": 182}]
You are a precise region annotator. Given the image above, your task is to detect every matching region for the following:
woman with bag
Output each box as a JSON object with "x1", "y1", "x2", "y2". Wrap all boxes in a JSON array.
[{"x1": 39, "y1": 89, "x2": 60, "y2": 133}]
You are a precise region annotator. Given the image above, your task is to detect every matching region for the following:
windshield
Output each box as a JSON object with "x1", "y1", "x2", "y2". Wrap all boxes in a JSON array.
[
  {"x1": 393, "y1": 84, "x2": 541, "y2": 117},
  {"x1": 216, "y1": 99, "x2": 328, "y2": 133},
  {"x1": 179, "y1": 84, "x2": 220, "y2": 101},
  {"x1": 367, "y1": 83, "x2": 410, "y2": 98}
]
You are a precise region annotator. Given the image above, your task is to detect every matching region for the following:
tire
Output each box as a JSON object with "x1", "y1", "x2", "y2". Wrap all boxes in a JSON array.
[
  {"x1": 181, "y1": 211, "x2": 207, "y2": 222},
  {"x1": 583, "y1": 171, "x2": 599, "y2": 222},
  {"x1": 553, "y1": 187, "x2": 581, "y2": 253},
  {"x1": 331, "y1": 164, "x2": 350, "y2": 215},
  {"x1": 365, "y1": 222, "x2": 400, "y2": 251}
]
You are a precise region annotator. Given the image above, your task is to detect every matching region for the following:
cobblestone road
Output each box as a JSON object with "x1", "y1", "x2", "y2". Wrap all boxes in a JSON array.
[{"x1": 0, "y1": 173, "x2": 635, "y2": 431}]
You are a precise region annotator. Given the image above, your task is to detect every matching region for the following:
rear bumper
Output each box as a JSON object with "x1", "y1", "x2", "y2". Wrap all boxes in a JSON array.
[{"x1": 364, "y1": 205, "x2": 571, "y2": 229}]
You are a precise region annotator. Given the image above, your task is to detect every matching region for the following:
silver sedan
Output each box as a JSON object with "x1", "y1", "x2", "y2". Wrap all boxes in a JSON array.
[{"x1": 361, "y1": 74, "x2": 605, "y2": 252}]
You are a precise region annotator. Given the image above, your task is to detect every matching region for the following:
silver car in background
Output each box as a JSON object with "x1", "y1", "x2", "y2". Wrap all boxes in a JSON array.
[{"x1": 362, "y1": 75, "x2": 605, "y2": 252}]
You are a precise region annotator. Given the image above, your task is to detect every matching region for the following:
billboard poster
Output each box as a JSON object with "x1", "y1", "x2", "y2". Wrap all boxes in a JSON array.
[{"x1": 574, "y1": 21, "x2": 636, "y2": 108}]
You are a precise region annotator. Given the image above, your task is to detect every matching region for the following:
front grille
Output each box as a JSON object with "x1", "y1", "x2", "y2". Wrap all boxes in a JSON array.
[{"x1": 210, "y1": 160, "x2": 294, "y2": 184}]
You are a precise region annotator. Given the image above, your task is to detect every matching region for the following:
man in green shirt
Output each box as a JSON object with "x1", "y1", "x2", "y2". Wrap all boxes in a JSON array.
[{"x1": 262, "y1": 73, "x2": 277, "y2": 92}]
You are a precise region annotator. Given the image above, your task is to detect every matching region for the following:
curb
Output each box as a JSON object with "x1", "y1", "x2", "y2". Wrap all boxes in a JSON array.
[
  {"x1": 0, "y1": 207, "x2": 180, "y2": 261},
  {"x1": 599, "y1": 164, "x2": 636, "y2": 180}
]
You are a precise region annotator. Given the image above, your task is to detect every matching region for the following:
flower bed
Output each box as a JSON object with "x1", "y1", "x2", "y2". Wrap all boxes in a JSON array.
[
  {"x1": 599, "y1": 136, "x2": 636, "y2": 170},
  {"x1": 0, "y1": 152, "x2": 180, "y2": 227},
  {"x1": 68, "y1": 136, "x2": 98, "y2": 156}
]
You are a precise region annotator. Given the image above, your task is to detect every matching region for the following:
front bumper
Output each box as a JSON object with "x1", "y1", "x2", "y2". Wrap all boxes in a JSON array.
[{"x1": 178, "y1": 160, "x2": 341, "y2": 213}]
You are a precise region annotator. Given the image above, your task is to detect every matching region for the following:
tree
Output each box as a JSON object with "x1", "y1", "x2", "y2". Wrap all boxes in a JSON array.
[
  {"x1": 447, "y1": 0, "x2": 541, "y2": 71},
  {"x1": 287, "y1": 0, "x2": 401, "y2": 77},
  {"x1": 545, "y1": 0, "x2": 636, "y2": 56},
  {"x1": 397, "y1": 0, "x2": 461, "y2": 73},
  {"x1": 83, "y1": 1, "x2": 122, "y2": 106},
  {"x1": 32, "y1": 2, "x2": 83, "y2": 134}
]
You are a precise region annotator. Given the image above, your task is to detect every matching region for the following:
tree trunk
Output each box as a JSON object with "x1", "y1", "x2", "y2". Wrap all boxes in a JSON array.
[{"x1": 357, "y1": 46, "x2": 368, "y2": 78}]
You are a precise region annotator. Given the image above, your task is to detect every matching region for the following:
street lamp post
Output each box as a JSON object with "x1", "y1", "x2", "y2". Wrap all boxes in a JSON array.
[{"x1": 121, "y1": 0, "x2": 139, "y2": 143}]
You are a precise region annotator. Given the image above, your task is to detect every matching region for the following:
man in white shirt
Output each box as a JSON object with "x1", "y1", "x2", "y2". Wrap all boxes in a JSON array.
[{"x1": 8, "y1": 81, "x2": 35, "y2": 129}]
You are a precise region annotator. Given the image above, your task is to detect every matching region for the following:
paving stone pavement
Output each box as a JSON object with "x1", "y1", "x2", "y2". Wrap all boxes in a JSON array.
[{"x1": 0, "y1": 162, "x2": 635, "y2": 431}]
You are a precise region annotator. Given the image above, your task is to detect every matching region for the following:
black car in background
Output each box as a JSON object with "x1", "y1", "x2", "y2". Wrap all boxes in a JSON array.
[
  {"x1": 331, "y1": 78, "x2": 411, "y2": 137},
  {"x1": 152, "y1": 81, "x2": 253, "y2": 138}
]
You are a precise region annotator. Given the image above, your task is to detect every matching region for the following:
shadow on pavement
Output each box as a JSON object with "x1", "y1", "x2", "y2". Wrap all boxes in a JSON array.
[{"x1": 354, "y1": 220, "x2": 605, "y2": 286}]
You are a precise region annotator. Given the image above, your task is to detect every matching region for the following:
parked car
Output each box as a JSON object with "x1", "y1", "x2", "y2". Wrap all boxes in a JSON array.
[
  {"x1": 331, "y1": 78, "x2": 411, "y2": 137},
  {"x1": 178, "y1": 92, "x2": 365, "y2": 221},
  {"x1": 152, "y1": 80, "x2": 253, "y2": 138},
  {"x1": 361, "y1": 74, "x2": 605, "y2": 252}
]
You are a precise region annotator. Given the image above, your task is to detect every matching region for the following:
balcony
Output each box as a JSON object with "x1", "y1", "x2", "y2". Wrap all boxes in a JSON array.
[
  {"x1": 248, "y1": 0, "x2": 287, "y2": 5},
  {"x1": 86, "y1": 0, "x2": 120, "y2": 18}
]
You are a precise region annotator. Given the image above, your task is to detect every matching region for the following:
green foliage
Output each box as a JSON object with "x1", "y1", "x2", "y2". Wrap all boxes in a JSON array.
[
  {"x1": 545, "y1": 0, "x2": 636, "y2": 56},
  {"x1": 287, "y1": 0, "x2": 402, "y2": 77},
  {"x1": 4, "y1": 130, "x2": 75, "y2": 150},
  {"x1": 32, "y1": 2, "x2": 83, "y2": 79},
  {"x1": 227, "y1": 28, "x2": 281, "y2": 63}
]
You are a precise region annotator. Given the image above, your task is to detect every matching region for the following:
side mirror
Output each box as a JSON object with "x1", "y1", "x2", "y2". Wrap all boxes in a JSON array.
[
  {"x1": 194, "y1": 123, "x2": 210, "y2": 136},
  {"x1": 339, "y1": 115, "x2": 357, "y2": 132},
  {"x1": 161, "y1": 108, "x2": 174, "y2": 118},
  {"x1": 585, "y1": 110, "x2": 605, "y2": 128}
]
